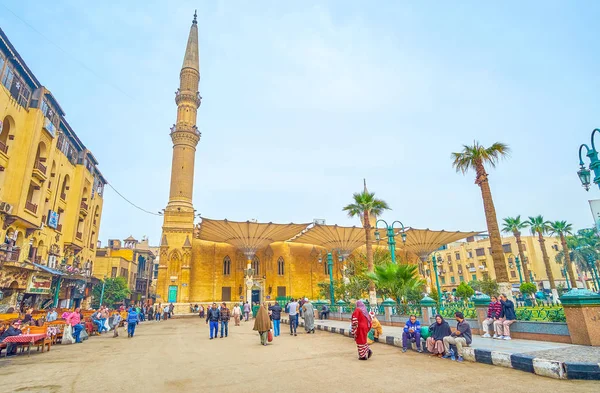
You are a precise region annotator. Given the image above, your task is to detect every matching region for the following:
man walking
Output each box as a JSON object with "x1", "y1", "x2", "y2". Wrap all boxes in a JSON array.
[
  {"x1": 243, "y1": 302, "x2": 251, "y2": 322},
  {"x1": 232, "y1": 303, "x2": 242, "y2": 326},
  {"x1": 127, "y1": 306, "x2": 139, "y2": 338},
  {"x1": 443, "y1": 312, "x2": 472, "y2": 362},
  {"x1": 206, "y1": 303, "x2": 220, "y2": 339},
  {"x1": 288, "y1": 298, "x2": 299, "y2": 336},
  {"x1": 219, "y1": 302, "x2": 231, "y2": 338},
  {"x1": 269, "y1": 302, "x2": 282, "y2": 337},
  {"x1": 402, "y1": 315, "x2": 422, "y2": 353}
]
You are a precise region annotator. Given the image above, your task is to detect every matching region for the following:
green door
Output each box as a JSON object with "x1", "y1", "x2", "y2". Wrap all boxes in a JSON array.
[{"x1": 168, "y1": 286, "x2": 178, "y2": 303}]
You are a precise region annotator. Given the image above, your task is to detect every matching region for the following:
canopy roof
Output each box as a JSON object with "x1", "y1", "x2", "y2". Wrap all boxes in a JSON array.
[
  {"x1": 289, "y1": 224, "x2": 367, "y2": 257},
  {"x1": 398, "y1": 228, "x2": 481, "y2": 260},
  {"x1": 197, "y1": 218, "x2": 310, "y2": 258}
]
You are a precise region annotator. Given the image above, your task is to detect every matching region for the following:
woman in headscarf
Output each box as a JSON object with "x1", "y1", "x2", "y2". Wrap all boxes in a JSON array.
[
  {"x1": 253, "y1": 303, "x2": 272, "y2": 346},
  {"x1": 426, "y1": 314, "x2": 452, "y2": 357},
  {"x1": 301, "y1": 298, "x2": 315, "y2": 334},
  {"x1": 351, "y1": 300, "x2": 372, "y2": 360}
]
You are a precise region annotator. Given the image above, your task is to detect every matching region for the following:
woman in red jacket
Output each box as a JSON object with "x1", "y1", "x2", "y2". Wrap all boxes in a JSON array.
[{"x1": 351, "y1": 300, "x2": 372, "y2": 360}]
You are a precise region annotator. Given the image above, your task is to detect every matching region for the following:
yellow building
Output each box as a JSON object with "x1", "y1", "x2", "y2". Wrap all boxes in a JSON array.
[
  {"x1": 0, "y1": 27, "x2": 105, "y2": 311},
  {"x1": 430, "y1": 234, "x2": 580, "y2": 293},
  {"x1": 94, "y1": 236, "x2": 156, "y2": 303}
]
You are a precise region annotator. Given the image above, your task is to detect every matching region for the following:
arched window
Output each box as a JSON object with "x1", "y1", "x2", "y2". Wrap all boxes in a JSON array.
[
  {"x1": 252, "y1": 255, "x2": 260, "y2": 275},
  {"x1": 61, "y1": 175, "x2": 70, "y2": 201},
  {"x1": 277, "y1": 256, "x2": 285, "y2": 276},
  {"x1": 223, "y1": 256, "x2": 231, "y2": 276},
  {"x1": 0, "y1": 115, "x2": 14, "y2": 154}
]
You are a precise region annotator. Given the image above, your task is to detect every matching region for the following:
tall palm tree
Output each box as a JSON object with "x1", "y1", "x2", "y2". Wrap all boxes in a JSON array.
[
  {"x1": 452, "y1": 141, "x2": 510, "y2": 283},
  {"x1": 502, "y1": 216, "x2": 531, "y2": 283},
  {"x1": 548, "y1": 220, "x2": 576, "y2": 288},
  {"x1": 343, "y1": 181, "x2": 390, "y2": 304},
  {"x1": 525, "y1": 215, "x2": 555, "y2": 289}
]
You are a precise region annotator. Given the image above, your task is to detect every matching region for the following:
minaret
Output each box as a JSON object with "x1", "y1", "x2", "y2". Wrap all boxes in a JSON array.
[
  {"x1": 158, "y1": 12, "x2": 200, "y2": 303},
  {"x1": 166, "y1": 10, "x2": 201, "y2": 215}
]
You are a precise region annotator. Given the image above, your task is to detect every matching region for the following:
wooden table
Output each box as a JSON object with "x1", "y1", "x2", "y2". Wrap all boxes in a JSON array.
[{"x1": 2, "y1": 334, "x2": 47, "y2": 356}]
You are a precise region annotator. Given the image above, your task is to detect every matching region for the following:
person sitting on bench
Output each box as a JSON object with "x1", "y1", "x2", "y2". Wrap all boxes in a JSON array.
[
  {"x1": 402, "y1": 315, "x2": 422, "y2": 353},
  {"x1": 0, "y1": 320, "x2": 22, "y2": 357},
  {"x1": 320, "y1": 304, "x2": 330, "y2": 319}
]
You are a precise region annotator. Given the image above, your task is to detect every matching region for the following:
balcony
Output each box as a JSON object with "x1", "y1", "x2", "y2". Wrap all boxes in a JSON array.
[
  {"x1": 80, "y1": 201, "x2": 88, "y2": 216},
  {"x1": 4, "y1": 249, "x2": 20, "y2": 262},
  {"x1": 25, "y1": 201, "x2": 38, "y2": 214},
  {"x1": 468, "y1": 267, "x2": 477, "y2": 273},
  {"x1": 32, "y1": 160, "x2": 48, "y2": 181},
  {"x1": 75, "y1": 231, "x2": 83, "y2": 240},
  {"x1": 0, "y1": 141, "x2": 8, "y2": 155}
]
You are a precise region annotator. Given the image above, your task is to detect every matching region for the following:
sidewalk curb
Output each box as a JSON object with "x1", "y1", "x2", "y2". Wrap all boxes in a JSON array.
[{"x1": 281, "y1": 318, "x2": 598, "y2": 380}]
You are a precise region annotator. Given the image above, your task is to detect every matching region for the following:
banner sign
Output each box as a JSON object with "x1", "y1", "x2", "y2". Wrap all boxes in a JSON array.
[
  {"x1": 26, "y1": 273, "x2": 52, "y2": 294},
  {"x1": 47, "y1": 210, "x2": 59, "y2": 229}
]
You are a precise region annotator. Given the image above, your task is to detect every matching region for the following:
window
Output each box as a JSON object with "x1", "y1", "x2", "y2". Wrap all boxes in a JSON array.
[
  {"x1": 552, "y1": 244, "x2": 559, "y2": 251},
  {"x1": 482, "y1": 272, "x2": 489, "y2": 280},
  {"x1": 223, "y1": 256, "x2": 231, "y2": 276},
  {"x1": 449, "y1": 265, "x2": 454, "y2": 273},
  {"x1": 277, "y1": 256, "x2": 285, "y2": 276},
  {"x1": 502, "y1": 244, "x2": 512, "y2": 253},
  {"x1": 277, "y1": 286, "x2": 286, "y2": 297},
  {"x1": 1, "y1": 65, "x2": 14, "y2": 90},
  {"x1": 455, "y1": 252, "x2": 461, "y2": 260},
  {"x1": 221, "y1": 287, "x2": 231, "y2": 301},
  {"x1": 252, "y1": 256, "x2": 260, "y2": 275},
  {"x1": 472, "y1": 274, "x2": 477, "y2": 281},
  {"x1": 111, "y1": 267, "x2": 117, "y2": 278},
  {"x1": 447, "y1": 254, "x2": 452, "y2": 262},
  {"x1": 510, "y1": 271, "x2": 517, "y2": 278},
  {"x1": 508, "y1": 256, "x2": 514, "y2": 264},
  {"x1": 475, "y1": 248, "x2": 485, "y2": 257},
  {"x1": 441, "y1": 277, "x2": 446, "y2": 284},
  {"x1": 459, "y1": 275, "x2": 464, "y2": 282},
  {"x1": 467, "y1": 251, "x2": 473, "y2": 259},
  {"x1": 0, "y1": 53, "x2": 5, "y2": 75},
  {"x1": 450, "y1": 276, "x2": 456, "y2": 284},
  {"x1": 482, "y1": 261, "x2": 487, "y2": 268}
]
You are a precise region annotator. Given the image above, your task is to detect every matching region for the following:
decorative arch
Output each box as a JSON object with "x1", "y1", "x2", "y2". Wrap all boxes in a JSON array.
[
  {"x1": 61, "y1": 175, "x2": 70, "y2": 200},
  {"x1": 277, "y1": 256, "x2": 285, "y2": 276},
  {"x1": 168, "y1": 249, "x2": 182, "y2": 278},
  {"x1": 35, "y1": 141, "x2": 47, "y2": 163},
  {"x1": 252, "y1": 255, "x2": 260, "y2": 276},
  {"x1": 0, "y1": 115, "x2": 15, "y2": 151},
  {"x1": 223, "y1": 255, "x2": 231, "y2": 276}
]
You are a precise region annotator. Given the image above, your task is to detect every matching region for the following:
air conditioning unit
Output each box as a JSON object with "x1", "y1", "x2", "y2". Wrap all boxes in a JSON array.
[{"x1": 0, "y1": 202, "x2": 13, "y2": 214}]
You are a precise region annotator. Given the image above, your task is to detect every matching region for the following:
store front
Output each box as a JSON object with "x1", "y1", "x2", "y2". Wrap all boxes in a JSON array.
[{"x1": 0, "y1": 266, "x2": 32, "y2": 313}]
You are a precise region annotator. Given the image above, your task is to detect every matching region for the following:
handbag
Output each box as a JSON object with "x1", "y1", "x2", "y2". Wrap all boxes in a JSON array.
[
  {"x1": 267, "y1": 330, "x2": 273, "y2": 342},
  {"x1": 62, "y1": 324, "x2": 74, "y2": 345},
  {"x1": 80, "y1": 328, "x2": 89, "y2": 341}
]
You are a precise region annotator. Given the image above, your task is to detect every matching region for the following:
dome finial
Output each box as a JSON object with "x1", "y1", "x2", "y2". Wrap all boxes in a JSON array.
[{"x1": 193, "y1": 10, "x2": 197, "y2": 24}]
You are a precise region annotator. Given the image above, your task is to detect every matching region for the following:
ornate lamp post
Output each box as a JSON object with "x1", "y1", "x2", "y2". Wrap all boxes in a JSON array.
[
  {"x1": 577, "y1": 128, "x2": 600, "y2": 191},
  {"x1": 374, "y1": 220, "x2": 407, "y2": 264},
  {"x1": 507, "y1": 253, "x2": 523, "y2": 284},
  {"x1": 430, "y1": 252, "x2": 443, "y2": 304},
  {"x1": 319, "y1": 252, "x2": 335, "y2": 305}
]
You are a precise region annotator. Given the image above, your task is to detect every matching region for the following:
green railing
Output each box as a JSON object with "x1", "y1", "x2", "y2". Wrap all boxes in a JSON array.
[
  {"x1": 438, "y1": 304, "x2": 477, "y2": 319},
  {"x1": 515, "y1": 306, "x2": 566, "y2": 322}
]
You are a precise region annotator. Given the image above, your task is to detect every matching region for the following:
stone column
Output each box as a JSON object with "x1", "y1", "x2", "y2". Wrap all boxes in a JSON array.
[
  {"x1": 472, "y1": 294, "x2": 491, "y2": 334},
  {"x1": 560, "y1": 289, "x2": 600, "y2": 346},
  {"x1": 420, "y1": 295, "x2": 436, "y2": 325},
  {"x1": 381, "y1": 298, "x2": 395, "y2": 323}
]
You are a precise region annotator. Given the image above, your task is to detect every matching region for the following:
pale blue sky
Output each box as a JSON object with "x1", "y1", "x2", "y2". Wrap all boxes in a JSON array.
[{"x1": 2, "y1": 1, "x2": 599, "y2": 245}]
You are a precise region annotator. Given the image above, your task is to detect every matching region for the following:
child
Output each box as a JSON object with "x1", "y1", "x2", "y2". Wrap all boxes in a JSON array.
[{"x1": 111, "y1": 310, "x2": 122, "y2": 338}]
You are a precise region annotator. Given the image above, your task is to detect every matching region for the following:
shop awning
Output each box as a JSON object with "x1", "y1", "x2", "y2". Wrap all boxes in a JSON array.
[{"x1": 33, "y1": 263, "x2": 64, "y2": 276}]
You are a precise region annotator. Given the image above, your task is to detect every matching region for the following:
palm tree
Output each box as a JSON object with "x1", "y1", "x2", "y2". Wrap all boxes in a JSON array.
[
  {"x1": 367, "y1": 263, "x2": 425, "y2": 303},
  {"x1": 502, "y1": 216, "x2": 530, "y2": 283},
  {"x1": 343, "y1": 181, "x2": 390, "y2": 303},
  {"x1": 525, "y1": 215, "x2": 555, "y2": 289},
  {"x1": 451, "y1": 141, "x2": 510, "y2": 283},
  {"x1": 548, "y1": 220, "x2": 576, "y2": 288}
]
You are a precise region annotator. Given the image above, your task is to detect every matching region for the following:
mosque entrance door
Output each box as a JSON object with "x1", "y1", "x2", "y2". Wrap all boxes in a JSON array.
[{"x1": 251, "y1": 289, "x2": 260, "y2": 304}]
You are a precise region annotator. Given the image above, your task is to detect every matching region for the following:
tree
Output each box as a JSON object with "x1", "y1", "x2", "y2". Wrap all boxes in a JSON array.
[
  {"x1": 455, "y1": 282, "x2": 475, "y2": 302},
  {"x1": 519, "y1": 282, "x2": 537, "y2": 297},
  {"x1": 468, "y1": 280, "x2": 482, "y2": 292},
  {"x1": 367, "y1": 263, "x2": 425, "y2": 303},
  {"x1": 480, "y1": 277, "x2": 500, "y2": 297},
  {"x1": 343, "y1": 180, "x2": 391, "y2": 304},
  {"x1": 92, "y1": 277, "x2": 131, "y2": 307},
  {"x1": 452, "y1": 141, "x2": 510, "y2": 283},
  {"x1": 548, "y1": 220, "x2": 576, "y2": 288},
  {"x1": 525, "y1": 215, "x2": 555, "y2": 290},
  {"x1": 502, "y1": 215, "x2": 531, "y2": 283},
  {"x1": 565, "y1": 228, "x2": 600, "y2": 288}
]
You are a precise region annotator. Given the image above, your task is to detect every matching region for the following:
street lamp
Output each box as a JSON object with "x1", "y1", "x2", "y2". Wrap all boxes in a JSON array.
[
  {"x1": 507, "y1": 253, "x2": 523, "y2": 284},
  {"x1": 374, "y1": 220, "x2": 407, "y2": 264},
  {"x1": 99, "y1": 276, "x2": 106, "y2": 306},
  {"x1": 319, "y1": 252, "x2": 335, "y2": 305},
  {"x1": 430, "y1": 252, "x2": 443, "y2": 304},
  {"x1": 577, "y1": 128, "x2": 600, "y2": 191}
]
